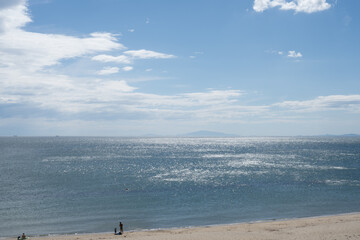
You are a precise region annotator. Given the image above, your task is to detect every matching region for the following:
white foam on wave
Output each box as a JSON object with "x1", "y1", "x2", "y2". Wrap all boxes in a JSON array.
[
  {"x1": 42, "y1": 156, "x2": 97, "y2": 162},
  {"x1": 324, "y1": 179, "x2": 360, "y2": 186},
  {"x1": 41, "y1": 154, "x2": 131, "y2": 162},
  {"x1": 296, "y1": 164, "x2": 351, "y2": 170}
]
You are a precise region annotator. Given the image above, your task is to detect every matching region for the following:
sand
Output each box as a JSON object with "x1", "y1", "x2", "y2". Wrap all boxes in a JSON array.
[{"x1": 5, "y1": 213, "x2": 360, "y2": 240}]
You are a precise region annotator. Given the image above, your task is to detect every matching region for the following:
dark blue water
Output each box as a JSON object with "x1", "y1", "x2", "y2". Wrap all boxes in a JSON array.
[{"x1": 1, "y1": 137, "x2": 360, "y2": 237}]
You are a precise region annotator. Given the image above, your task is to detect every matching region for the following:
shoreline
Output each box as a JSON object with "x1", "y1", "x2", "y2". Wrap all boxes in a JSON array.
[{"x1": 3, "y1": 212, "x2": 360, "y2": 240}]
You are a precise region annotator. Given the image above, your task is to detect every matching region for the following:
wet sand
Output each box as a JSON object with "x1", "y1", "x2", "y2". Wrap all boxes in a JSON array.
[{"x1": 5, "y1": 213, "x2": 360, "y2": 240}]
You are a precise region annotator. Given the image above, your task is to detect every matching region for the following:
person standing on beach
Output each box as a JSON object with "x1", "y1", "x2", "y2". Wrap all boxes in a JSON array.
[
  {"x1": 119, "y1": 222, "x2": 123, "y2": 235},
  {"x1": 114, "y1": 227, "x2": 117, "y2": 235}
]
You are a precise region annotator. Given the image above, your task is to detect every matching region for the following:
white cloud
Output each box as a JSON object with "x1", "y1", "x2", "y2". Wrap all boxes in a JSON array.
[
  {"x1": 0, "y1": 69, "x2": 137, "y2": 113},
  {"x1": 287, "y1": 50, "x2": 302, "y2": 58},
  {"x1": 275, "y1": 95, "x2": 360, "y2": 113},
  {"x1": 92, "y1": 54, "x2": 132, "y2": 64},
  {"x1": 181, "y1": 90, "x2": 243, "y2": 106},
  {"x1": 128, "y1": 29, "x2": 135, "y2": 32},
  {"x1": 0, "y1": 67, "x2": 259, "y2": 120},
  {"x1": 267, "y1": 49, "x2": 302, "y2": 58},
  {"x1": 0, "y1": 1, "x2": 271, "y2": 133},
  {"x1": 1, "y1": 31, "x2": 124, "y2": 72},
  {"x1": 253, "y1": 0, "x2": 331, "y2": 13},
  {"x1": 146, "y1": 68, "x2": 152, "y2": 72},
  {"x1": 124, "y1": 49, "x2": 176, "y2": 59},
  {"x1": 0, "y1": 1, "x2": 135, "y2": 114},
  {"x1": 92, "y1": 49, "x2": 175, "y2": 64},
  {"x1": 0, "y1": 1, "x2": 124, "y2": 72},
  {"x1": 253, "y1": 0, "x2": 271, "y2": 12},
  {"x1": 0, "y1": 0, "x2": 30, "y2": 32},
  {"x1": 92, "y1": 49, "x2": 176, "y2": 65},
  {"x1": 3, "y1": 1, "x2": 358, "y2": 136},
  {"x1": 122, "y1": 66, "x2": 133, "y2": 71},
  {"x1": 97, "y1": 67, "x2": 119, "y2": 75},
  {"x1": 0, "y1": 1, "x2": 182, "y2": 122}
]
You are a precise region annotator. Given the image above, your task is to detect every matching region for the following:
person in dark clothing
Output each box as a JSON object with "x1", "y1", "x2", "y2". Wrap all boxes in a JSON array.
[{"x1": 119, "y1": 222, "x2": 123, "y2": 235}]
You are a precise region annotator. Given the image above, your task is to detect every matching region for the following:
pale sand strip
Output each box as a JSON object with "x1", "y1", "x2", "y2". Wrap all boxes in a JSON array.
[{"x1": 5, "y1": 213, "x2": 360, "y2": 240}]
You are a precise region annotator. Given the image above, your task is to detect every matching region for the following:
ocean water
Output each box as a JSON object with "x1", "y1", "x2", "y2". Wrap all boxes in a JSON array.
[{"x1": 0, "y1": 136, "x2": 360, "y2": 237}]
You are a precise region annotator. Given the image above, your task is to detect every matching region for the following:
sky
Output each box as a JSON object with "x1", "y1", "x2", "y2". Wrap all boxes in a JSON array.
[{"x1": 0, "y1": 0, "x2": 359, "y2": 136}]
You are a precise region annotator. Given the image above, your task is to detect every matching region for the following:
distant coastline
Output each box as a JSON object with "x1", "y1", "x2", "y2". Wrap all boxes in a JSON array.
[{"x1": 2, "y1": 132, "x2": 360, "y2": 138}]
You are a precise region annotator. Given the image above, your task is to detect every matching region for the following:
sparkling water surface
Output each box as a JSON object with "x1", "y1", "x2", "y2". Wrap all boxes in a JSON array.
[{"x1": 1, "y1": 137, "x2": 360, "y2": 237}]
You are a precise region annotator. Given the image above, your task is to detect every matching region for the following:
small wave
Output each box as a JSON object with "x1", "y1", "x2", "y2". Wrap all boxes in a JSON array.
[
  {"x1": 297, "y1": 165, "x2": 351, "y2": 170},
  {"x1": 41, "y1": 154, "x2": 126, "y2": 162},
  {"x1": 324, "y1": 179, "x2": 360, "y2": 186},
  {"x1": 42, "y1": 156, "x2": 96, "y2": 162}
]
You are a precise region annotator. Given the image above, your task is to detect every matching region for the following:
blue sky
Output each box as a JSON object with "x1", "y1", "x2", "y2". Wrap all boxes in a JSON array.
[{"x1": 0, "y1": 0, "x2": 359, "y2": 136}]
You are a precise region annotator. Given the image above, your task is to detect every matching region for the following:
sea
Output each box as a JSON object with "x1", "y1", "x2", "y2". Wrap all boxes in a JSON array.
[{"x1": 1, "y1": 136, "x2": 360, "y2": 237}]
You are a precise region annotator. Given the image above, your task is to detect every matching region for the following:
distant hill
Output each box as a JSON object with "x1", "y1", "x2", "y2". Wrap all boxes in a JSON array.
[{"x1": 182, "y1": 130, "x2": 238, "y2": 137}]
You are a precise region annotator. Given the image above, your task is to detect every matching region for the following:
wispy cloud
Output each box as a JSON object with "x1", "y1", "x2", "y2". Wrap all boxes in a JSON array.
[
  {"x1": 92, "y1": 49, "x2": 175, "y2": 66},
  {"x1": 266, "y1": 49, "x2": 302, "y2": 58},
  {"x1": 97, "y1": 67, "x2": 119, "y2": 75},
  {"x1": 0, "y1": 2, "x2": 123, "y2": 73},
  {"x1": 275, "y1": 95, "x2": 360, "y2": 113},
  {"x1": 1, "y1": 0, "x2": 358, "y2": 136},
  {"x1": 0, "y1": 0, "x2": 174, "y2": 120},
  {"x1": 0, "y1": 1, "x2": 173, "y2": 76},
  {"x1": 122, "y1": 66, "x2": 133, "y2": 72},
  {"x1": 287, "y1": 50, "x2": 302, "y2": 58},
  {"x1": 124, "y1": 49, "x2": 176, "y2": 59},
  {"x1": 92, "y1": 54, "x2": 131, "y2": 64},
  {"x1": 1, "y1": 31, "x2": 123, "y2": 72},
  {"x1": 253, "y1": 0, "x2": 331, "y2": 13}
]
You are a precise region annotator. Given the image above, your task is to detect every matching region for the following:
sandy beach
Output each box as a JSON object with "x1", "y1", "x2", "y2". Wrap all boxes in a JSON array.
[{"x1": 5, "y1": 213, "x2": 360, "y2": 240}]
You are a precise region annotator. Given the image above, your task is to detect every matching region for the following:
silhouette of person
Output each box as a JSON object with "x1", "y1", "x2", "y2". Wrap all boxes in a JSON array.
[{"x1": 119, "y1": 222, "x2": 123, "y2": 235}]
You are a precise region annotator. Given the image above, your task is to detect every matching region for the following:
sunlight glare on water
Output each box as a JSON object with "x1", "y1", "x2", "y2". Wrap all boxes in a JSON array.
[{"x1": 0, "y1": 136, "x2": 359, "y2": 237}]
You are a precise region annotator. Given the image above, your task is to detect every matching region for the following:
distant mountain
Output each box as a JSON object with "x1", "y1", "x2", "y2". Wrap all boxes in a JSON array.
[{"x1": 182, "y1": 130, "x2": 238, "y2": 137}]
